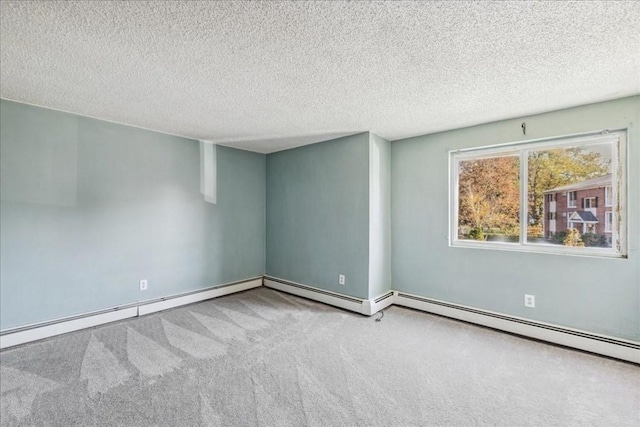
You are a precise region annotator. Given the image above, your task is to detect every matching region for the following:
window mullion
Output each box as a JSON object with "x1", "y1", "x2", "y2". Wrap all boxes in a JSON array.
[
  {"x1": 450, "y1": 158, "x2": 459, "y2": 243},
  {"x1": 520, "y1": 150, "x2": 528, "y2": 245}
]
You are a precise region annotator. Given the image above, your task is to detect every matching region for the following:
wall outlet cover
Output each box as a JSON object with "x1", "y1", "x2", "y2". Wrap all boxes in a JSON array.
[
  {"x1": 524, "y1": 294, "x2": 535, "y2": 308},
  {"x1": 140, "y1": 279, "x2": 148, "y2": 291}
]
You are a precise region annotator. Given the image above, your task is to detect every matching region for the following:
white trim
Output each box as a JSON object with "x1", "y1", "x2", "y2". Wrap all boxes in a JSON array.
[
  {"x1": 363, "y1": 291, "x2": 396, "y2": 316},
  {"x1": 368, "y1": 137, "x2": 383, "y2": 296},
  {"x1": 138, "y1": 278, "x2": 261, "y2": 316},
  {"x1": 394, "y1": 292, "x2": 639, "y2": 364},
  {"x1": 605, "y1": 211, "x2": 613, "y2": 233},
  {"x1": 520, "y1": 146, "x2": 528, "y2": 245},
  {"x1": 264, "y1": 277, "x2": 365, "y2": 313},
  {"x1": 614, "y1": 130, "x2": 628, "y2": 255},
  {"x1": 263, "y1": 276, "x2": 391, "y2": 316},
  {"x1": 2, "y1": 276, "x2": 636, "y2": 364},
  {"x1": 605, "y1": 186, "x2": 613, "y2": 206},
  {"x1": 0, "y1": 307, "x2": 138, "y2": 349},
  {"x1": 447, "y1": 239, "x2": 622, "y2": 259},
  {"x1": 0, "y1": 278, "x2": 262, "y2": 349},
  {"x1": 453, "y1": 129, "x2": 623, "y2": 156}
]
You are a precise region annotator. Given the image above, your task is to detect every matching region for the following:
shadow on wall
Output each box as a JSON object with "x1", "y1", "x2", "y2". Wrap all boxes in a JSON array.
[{"x1": 0, "y1": 100, "x2": 266, "y2": 330}]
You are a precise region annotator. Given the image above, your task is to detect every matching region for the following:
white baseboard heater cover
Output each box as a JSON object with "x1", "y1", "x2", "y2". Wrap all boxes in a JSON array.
[
  {"x1": 0, "y1": 307, "x2": 138, "y2": 350},
  {"x1": 263, "y1": 276, "x2": 394, "y2": 316},
  {"x1": 394, "y1": 292, "x2": 640, "y2": 364},
  {"x1": 0, "y1": 277, "x2": 262, "y2": 349},
  {"x1": 2, "y1": 276, "x2": 637, "y2": 364},
  {"x1": 138, "y1": 277, "x2": 262, "y2": 316}
]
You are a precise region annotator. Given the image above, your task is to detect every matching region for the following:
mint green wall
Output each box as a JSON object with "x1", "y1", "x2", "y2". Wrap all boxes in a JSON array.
[
  {"x1": 391, "y1": 96, "x2": 639, "y2": 341},
  {"x1": 368, "y1": 133, "x2": 392, "y2": 298},
  {"x1": 3, "y1": 95, "x2": 637, "y2": 338},
  {"x1": 0, "y1": 100, "x2": 266, "y2": 330},
  {"x1": 266, "y1": 133, "x2": 370, "y2": 299}
]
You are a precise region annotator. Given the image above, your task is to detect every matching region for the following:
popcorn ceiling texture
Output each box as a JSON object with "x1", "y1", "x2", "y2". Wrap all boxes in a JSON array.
[{"x1": 1, "y1": 1, "x2": 639, "y2": 153}]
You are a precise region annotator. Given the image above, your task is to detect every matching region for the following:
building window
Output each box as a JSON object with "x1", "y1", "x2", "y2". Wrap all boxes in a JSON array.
[
  {"x1": 450, "y1": 130, "x2": 627, "y2": 257},
  {"x1": 605, "y1": 211, "x2": 613, "y2": 232},
  {"x1": 583, "y1": 197, "x2": 597, "y2": 209},
  {"x1": 605, "y1": 186, "x2": 613, "y2": 206}
]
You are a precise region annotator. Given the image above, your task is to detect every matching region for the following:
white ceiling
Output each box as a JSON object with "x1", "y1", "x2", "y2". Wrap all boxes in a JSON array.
[{"x1": 1, "y1": 1, "x2": 639, "y2": 153}]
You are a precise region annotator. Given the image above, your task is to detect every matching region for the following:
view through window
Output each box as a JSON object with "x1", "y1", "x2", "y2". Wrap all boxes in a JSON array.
[{"x1": 451, "y1": 131, "x2": 626, "y2": 256}]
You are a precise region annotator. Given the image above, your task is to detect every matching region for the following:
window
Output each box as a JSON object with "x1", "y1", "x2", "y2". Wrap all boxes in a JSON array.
[
  {"x1": 450, "y1": 130, "x2": 627, "y2": 257},
  {"x1": 605, "y1": 211, "x2": 613, "y2": 232},
  {"x1": 583, "y1": 197, "x2": 597, "y2": 209},
  {"x1": 605, "y1": 186, "x2": 613, "y2": 206}
]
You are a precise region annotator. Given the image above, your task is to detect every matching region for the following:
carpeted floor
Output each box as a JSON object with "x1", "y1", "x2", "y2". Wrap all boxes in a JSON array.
[{"x1": 1, "y1": 287, "x2": 638, "y2": 426}]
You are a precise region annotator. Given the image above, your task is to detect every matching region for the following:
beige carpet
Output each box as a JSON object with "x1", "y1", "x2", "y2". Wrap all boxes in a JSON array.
[{"x1": 1, "y1": 287, "x2": 638, "y2": 426}]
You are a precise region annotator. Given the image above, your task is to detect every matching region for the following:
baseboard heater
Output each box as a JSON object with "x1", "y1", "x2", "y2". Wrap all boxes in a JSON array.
[
  {"x1": 2, "y1": 277, "x2": 637, "y2": 364},
  {"x1": 263, "y1": 276, "x2": 395, "y2": 316},
  {"x1": 395, "y1": 292, "x2": 639, "y2": 364},
  {"x1": 0, "y1": 277, "x2": 262, "y2": 349}
]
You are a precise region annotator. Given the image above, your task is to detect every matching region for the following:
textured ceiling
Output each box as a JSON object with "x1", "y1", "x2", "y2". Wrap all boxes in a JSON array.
[{"x1": 1, "y1": 1, "x2": 639, "y2": 153}]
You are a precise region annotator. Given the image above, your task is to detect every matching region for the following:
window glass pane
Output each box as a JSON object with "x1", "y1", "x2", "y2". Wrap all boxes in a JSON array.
[
  {"x1": 458, "y1": 155, "x2": 520, "y2": 242},
  {"x1": 605, "y1": 212, "x2": 613, "y2": 232},
  {"x1": 605, "y1": 186, "x2": 613, "y2": 206},
  {"x1": 527, "y1": 143, "x2": 612, "y2": 248}
]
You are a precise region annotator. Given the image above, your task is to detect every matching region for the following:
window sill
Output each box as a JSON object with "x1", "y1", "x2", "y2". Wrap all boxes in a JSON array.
[{"x1": 451, "y1": 240, "x2": 626, "y2": 259}]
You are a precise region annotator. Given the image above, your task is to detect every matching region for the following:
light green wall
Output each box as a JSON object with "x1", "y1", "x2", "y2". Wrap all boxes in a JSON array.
[
  {"x1": 266, "y1": 133, "x2": 371, "y2": 299},
  {"x1": 3, "y1": 95, "x2": 637, "y2": 339},
  {"x1": 391, "y1": 96, "x2": 639, "y2": 341},
  {"x1": 0, "y1": 100, "x2": 266, "y2": 330}
]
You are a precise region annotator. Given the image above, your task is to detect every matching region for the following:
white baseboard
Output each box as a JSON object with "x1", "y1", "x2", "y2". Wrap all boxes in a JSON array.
[
  {"x1": 0, "y1": 307, "x2": 138, "y2": 349},
  {"x1": 263, "y1": 276, "x2": 392, "y2": 316},
  {"x1": 138, "y1": 278, "x2": 262, "y2": 316},
  {"x1": 394, "y1": 292, "x2": 640, "y2": 364},
  {"x1": 264, "y1": 277, "x2": 364, "y2": 313},
  {"x1": 363, "y1": 291, "x2": 395, "y2": 315},
  {"x1": 3, "y1": 275, "x2": 637, "y2": 364},
  {"x1": 0, "y1": 277, "x2": 262, "y2": 350}
]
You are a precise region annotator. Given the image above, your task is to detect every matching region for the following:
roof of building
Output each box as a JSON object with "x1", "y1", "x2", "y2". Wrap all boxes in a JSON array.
[
  {"x1": 544, "y1": 173, "x2": 611, "y2": 193},
  {"x1": 569, "y1": 210, "x2": 599, "y2": 222}
]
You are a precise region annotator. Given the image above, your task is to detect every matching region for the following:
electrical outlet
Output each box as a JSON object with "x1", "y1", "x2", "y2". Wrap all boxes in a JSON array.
[
  {"x1": 338, "y1": 274, "x2": 345, "y2": 285},
  {"x1": 524, "y1": 294, "x2": 535, "y2": 308},
  {"x1": 140, "y1": 279, "x2": 148, "y2": 291}
]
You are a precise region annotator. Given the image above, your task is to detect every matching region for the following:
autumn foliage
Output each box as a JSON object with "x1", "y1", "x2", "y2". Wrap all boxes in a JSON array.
[{"x1": 458, "y1": 156, "x2": 520, "y2": 239}]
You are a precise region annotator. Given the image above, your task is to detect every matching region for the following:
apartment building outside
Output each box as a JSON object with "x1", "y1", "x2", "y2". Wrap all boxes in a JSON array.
[{"x1": 543, "y1": 174, "x2": 613, "y2": 243}]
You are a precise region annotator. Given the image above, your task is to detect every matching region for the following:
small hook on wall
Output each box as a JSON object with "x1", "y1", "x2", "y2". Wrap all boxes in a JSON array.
[{"x1": 521, "y1": 122, "x2": 526, "y2": 135}]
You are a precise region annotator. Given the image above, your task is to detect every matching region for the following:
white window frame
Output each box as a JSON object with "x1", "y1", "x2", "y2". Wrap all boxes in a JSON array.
[
  {"x1": 449, "y1": 130, "x2": 627, "y2": 258},
  {"x1": 605, "y1": 186, "x2": 613, "y2": 207},
  {"x1": 567, "y1": 191, "x2": 577, "y2": 208},
  {"x1": 605, "y1": 211, "x2": 613, "y2": 233}
]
